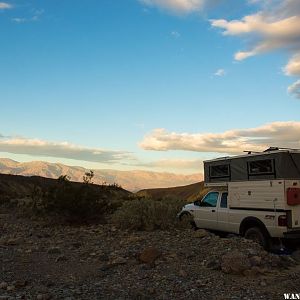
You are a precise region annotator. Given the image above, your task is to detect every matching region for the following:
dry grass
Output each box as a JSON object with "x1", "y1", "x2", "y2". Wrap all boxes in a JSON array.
[{"x1": 112, "y1": 196, "x2": 188, "y2": 231}]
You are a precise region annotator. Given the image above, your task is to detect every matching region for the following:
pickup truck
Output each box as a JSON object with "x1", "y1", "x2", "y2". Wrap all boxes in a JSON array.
[{"x1": 178, "y1": 148, "x2": 300, "y2": 249}]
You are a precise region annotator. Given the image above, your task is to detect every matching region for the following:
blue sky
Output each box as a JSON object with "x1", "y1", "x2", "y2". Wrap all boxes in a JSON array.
[{"x1": 0, "y1": 0, "x2": 300, "y2": 174}]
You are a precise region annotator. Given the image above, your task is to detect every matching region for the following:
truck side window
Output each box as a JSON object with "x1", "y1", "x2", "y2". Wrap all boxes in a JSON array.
[
  {"x1": 201, "y1": 192, "x2": 219, "y2": 207},
  {"x1": 220, "y1": 192, "x2": 228, "y2": 208}
]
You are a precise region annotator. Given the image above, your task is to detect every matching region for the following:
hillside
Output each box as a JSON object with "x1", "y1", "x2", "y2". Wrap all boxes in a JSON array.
[
  {"x1": 0, "y1": 158, "x2": 203, "y2": 192},
  {"x1": 137, "y1": 181, "x2": 208, "y2": 202},
  {"x1": 0, "y1": 173, "x2": 131, "y2": 203}
]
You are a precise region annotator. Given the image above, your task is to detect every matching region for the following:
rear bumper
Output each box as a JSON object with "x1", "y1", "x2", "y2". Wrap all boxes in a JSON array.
[{"x1": 283, "y1": 230, "x2": 300, "y2": 239}]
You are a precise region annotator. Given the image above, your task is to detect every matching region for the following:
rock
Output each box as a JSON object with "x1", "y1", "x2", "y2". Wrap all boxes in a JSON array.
[
  {"x1": 6, "y1": 238, "x2": 20, "y2": 246},
  {"x1": 0, "y1": 282, "x2": 8, "y2": 289},
  {"x1": 292, "y1": 250, "x2": 300, "y2": 263},
  {"x1": 179, "y1": 269, "x2": 188, "y2": 278},
  {"x1": 13, "y1": 280, "x2": 28, "y2": 288},
  {"x1": 47, "y1": 247, "x2": 62, "y2": 255},
  {"x1": 249, "y1": 256, "x2": 262, "y2": 267},
  {"x1": 56, "y1": 255, "x2": 68, "y2": 262},
  {"x1": 193, "y1": 229, "x2": 208, "y2": 239},
  {"x1": 6, "y1": 285, "x2": 15, "y2": 291},
  {"x1": 243, "y1": 266, "x2": 265, "y2": 277},
  {"x1": 138, "y1": 247, "x2": 161, "y2": 265},
  {"x1": 206, "y1": 259, "x2": 221, "y2": 270},
  {"x1": 260, "y1": 281, "x2": 267, "y2": 287},
  {"x1": 36, "y1": 294, "x2": 51, "y2": 300},
  {"x1": 71, "y1": 242, "x2": 82, "y2": 248},
  {"x1": 110, "y1": 257, "x2": 127, "y2": 265},
  {"x1": 221, "y1": 250, "x2": 251, "y2": 275}
]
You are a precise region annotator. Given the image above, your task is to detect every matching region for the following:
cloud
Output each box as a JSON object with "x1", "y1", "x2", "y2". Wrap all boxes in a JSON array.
[
  {"x1": 284, "y1": 54, "x2": 300, "y2": 76},
  {"x1": 0, "y1": 135, "x2": 133, "y2": 164},
  {"x1": 136, "y1": 158, "x2": 204, "y2": 170},
  {"x1": 211, "y1": 0, "x2": 300, "y2": 99},
  {"x1": 287, "y1": 80, "x2": 300, "y2": 98},
  {"x1": 138, "y1": 0, "x2": 205, "y2": 13},
  {"x1": 214, "y1": 68, "x2": 226, "y2": 76},
  {"x1": 140, "y1": 121, "x2": 300, "y2": 154},
  {"x1": 0, "y1": 2, "x2": 12, "y2": 9},
  {"x1": 171, "y1": 30, "x2": 181, "y2": 38},
  {"x1": 12, "y1": 9, "x2": 44, "y2": 23}
]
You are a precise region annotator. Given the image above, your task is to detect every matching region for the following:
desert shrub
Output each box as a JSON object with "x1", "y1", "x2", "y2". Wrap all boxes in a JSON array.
[
  {"x1": 112, "y1": 196, "x2": 187, "y2": 231},
  {"x1": 42, "y1": 180, "x2": 110, "y2": 223}
]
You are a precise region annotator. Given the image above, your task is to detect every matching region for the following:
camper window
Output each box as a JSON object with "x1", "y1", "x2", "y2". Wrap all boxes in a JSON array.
[
  {"x1": 210, "y1": 164, "x2": 230, "y2": 178},
  {"x1": 248, "y1": 159, "x2": 274, "y2": 175}
]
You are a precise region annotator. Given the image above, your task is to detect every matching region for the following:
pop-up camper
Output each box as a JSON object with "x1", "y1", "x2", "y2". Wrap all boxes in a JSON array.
[{"x1": 179, "y1": 148, "x2": 300, "y2": 249}]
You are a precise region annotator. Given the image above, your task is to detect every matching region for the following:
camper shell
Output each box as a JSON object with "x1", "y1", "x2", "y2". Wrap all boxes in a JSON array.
[
  {"x1": 204, "y1": 148, "x2": 300, "y2": 184},
  {"x1": 178, "y1": 148, "x2": 300, "y2": 248}
]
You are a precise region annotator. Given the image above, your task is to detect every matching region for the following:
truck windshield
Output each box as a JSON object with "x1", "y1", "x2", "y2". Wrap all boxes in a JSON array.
[{"x1": 201, "y1": 192, "x2": 219, "y2": 207}]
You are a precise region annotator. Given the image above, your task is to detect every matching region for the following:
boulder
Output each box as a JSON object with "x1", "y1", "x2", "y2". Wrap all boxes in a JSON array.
[
  {"x1": 221, "y1": 250, "x2": 251, "y2": 274},
  {"x1": 138, "y1": 247, "x2": 161, "y2": 265},
  {"x1": 193, "y1": 229, "x2": 208, "y2": 239}
]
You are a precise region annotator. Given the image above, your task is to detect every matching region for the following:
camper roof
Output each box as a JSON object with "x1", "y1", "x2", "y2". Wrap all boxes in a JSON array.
[
  {"x1": 203, "y1": 148, "x2": 300, "y2": 183},
  {"x1": 204, "y1": 148, "x2": 300, "y2": 163}
]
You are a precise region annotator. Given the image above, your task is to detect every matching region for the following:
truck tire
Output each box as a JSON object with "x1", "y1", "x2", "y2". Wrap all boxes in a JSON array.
[
  {"x1": 244, "y1": 227, "x2": 270, "y2": 250},
  {"x1": 179, "y1": 212, "x2": 196, "y2": 229}
]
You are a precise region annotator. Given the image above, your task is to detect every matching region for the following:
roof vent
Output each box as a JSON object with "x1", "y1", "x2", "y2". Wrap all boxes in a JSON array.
[{"x1": 264, "y1": 147, "x2": 279, "y2": 152}]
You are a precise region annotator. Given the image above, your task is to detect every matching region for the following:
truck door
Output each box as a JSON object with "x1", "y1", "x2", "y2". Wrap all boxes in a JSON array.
[
  {"x1": 217, "y1": 192, "x2": 229, "y2": 232},
  {"x1": 194, "y1": 191, "x2": 219, "y2": 230}
]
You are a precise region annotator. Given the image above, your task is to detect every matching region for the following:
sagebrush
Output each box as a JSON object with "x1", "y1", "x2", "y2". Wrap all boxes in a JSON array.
[{"x1": 112, "y1": 196, "x2": 188, "y2": 231}]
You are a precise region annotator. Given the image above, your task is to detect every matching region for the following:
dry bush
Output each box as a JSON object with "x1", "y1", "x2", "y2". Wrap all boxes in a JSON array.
[{"x1": 112, "y1": 196, "x2": 187, "y2": 231}]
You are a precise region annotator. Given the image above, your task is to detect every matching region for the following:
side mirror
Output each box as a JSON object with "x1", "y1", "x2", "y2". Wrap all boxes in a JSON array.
[{"x1": 194, "y1": 200, "x2": 201, "y2": 206}]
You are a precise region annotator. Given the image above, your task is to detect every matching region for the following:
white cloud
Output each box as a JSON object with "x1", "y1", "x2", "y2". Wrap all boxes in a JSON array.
[
  {"x1": 287, "y1": 80, "x2": 300, "y2": 98},
  {"x1": 139, "y1": 0, "x2": 205, "y2": 13},
  {"x1": 140, "y1": 121, "x2": 300, "y2": 154},
  {"x1": 0, "y1": 135, "x2": 132, "y2": 164},
  {"x1": 0, "y1": 2, "x2": 12, "y2": 9},
  {"x1": 171, "y1": 30, "x2": 181, "y2": 38},
  {"x1": 137, "y1": 158, "x2": 204, "y2": 170},
  {"x1": 211, "y1": 0, "x2": 300, "y2": 99},
  {"x1": 284, "y1": 54, "x2": 300, "y2": 76},
  {"x1": 214, "y1": 68, "x2": 226, "y2": 76}
]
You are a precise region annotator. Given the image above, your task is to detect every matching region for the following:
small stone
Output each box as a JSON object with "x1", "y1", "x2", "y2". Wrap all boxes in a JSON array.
[
  {"x1": 193, "y1": 229, "x2": 208, "y2": 239},
  {"x1": 47, "y1": 247, "x2": 62, "y2": 255},
  {"x1": 110, "y1": 257, "x2": 127, "y2": 265},
  {"x1": 0, "y1": 282, "x2": 8, "y2": 289},
  {"x1": 260, "y1": 281, "x2": 267, "y2": 286},
  {"x1": 6, "y1": 285, "x2": 15, "y2": 291},
  {"x1": 138, "y1": 247, "x2": 161, "y2": 265},
  {"x1": 6, "y1": 238, "x2": 20, "y2": 246},
  {"x1": 292, "y1": 250, "x2": 300, "y2": 262},
  {"x1": 71, "y1": 242, "x2": 82, "y2": 248},
  {"x1": 36, "y1": 294, "x2": 51, "y2": 300},
  {"x1": 14, "y1": 280, "x2": 28, "y2": 288},
  {"x1": 179, "y1": 270, "x2": 188, "y2": 278},
  {"x1": 249, "y1": 256, "x2": 262, "y2": 267},
  {"x1": 56, "y1": 255, "x2": 68, "y2": 262}
]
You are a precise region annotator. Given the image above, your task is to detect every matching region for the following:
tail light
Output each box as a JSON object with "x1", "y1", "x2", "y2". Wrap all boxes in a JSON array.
[
  {"x1": 287, "y1": 188, "x2": 300, "y2": 206},
  {"x1": 278, "y1": 215, "x2": 287, "y2": 227}
]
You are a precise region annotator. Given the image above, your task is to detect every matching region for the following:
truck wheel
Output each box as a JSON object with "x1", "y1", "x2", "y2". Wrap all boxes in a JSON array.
[
  {"x1": 179, "y1": 213, "x2": 196, "y2": 229},
  {"x1": 244, "y1": 227, "x2": 269, "y2": 250}
]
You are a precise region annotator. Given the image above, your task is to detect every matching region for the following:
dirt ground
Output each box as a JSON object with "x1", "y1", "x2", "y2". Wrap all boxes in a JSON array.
[{"x1": 1, "y1": 209, "x2": 300, "y2": 300}]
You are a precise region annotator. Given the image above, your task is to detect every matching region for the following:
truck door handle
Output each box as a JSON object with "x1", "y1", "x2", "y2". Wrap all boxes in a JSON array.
[{"x1": 212, "y1": 210, "x2": 216, "y2": 212}]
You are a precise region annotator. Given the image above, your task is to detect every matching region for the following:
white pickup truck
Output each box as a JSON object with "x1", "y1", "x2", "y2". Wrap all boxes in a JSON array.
[{"x1": 178, "y1": 148, "x2": 300, "y2": 249}]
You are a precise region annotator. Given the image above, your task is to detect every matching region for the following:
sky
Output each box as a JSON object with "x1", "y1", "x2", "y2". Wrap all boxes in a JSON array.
[{"x1": 0, "y1": 0, "x2": 300, "y2": 174}]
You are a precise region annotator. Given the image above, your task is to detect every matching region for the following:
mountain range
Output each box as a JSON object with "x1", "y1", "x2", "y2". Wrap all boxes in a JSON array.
[{"x1": 0, "y1": 158, "x2": 202, "y2": 192}]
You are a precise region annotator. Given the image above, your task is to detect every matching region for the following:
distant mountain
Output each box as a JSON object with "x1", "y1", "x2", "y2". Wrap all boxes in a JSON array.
[
  {"x1": 0, "y1": 158, "x2": 203, "y2": 192},
  {"x1": 137, "y1": 182, "x2": 208, "y2": 202}
]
